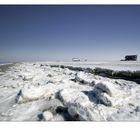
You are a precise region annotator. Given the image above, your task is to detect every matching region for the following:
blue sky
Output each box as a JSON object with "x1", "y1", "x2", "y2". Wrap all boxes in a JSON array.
[{"x1": 0, "y1": 5, "x2": 140, "y2": 62}]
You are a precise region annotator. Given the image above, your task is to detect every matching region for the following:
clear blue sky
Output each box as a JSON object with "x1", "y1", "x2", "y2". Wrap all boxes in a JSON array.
[{"x1": 0, "y1": 5, "x2": 140, "y2": 62}]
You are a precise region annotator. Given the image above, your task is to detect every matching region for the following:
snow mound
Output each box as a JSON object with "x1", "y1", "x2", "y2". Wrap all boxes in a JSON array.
[
  {"x1": 93, "y1": 88, "x2": 112, "y2": 106},
  {"x1": 94, "y1": 82, "x2": 114, "y2": 97},
  {"x1": 57, "y1": 89, "x2": 90, "y2": 106},
  {"x1": 92, "y1": 81, "x2": 120, "y2": 107},
  {"x1": 17, "y1": 83, "x2": 58, "y2": 103},
  {"x1": 75, "y1": 72, "x2": 94, "y2": 84},
  {"x1": 67, "y1": 102, "x2": 102, "y2": 121},
  {"x1": 43, "y1": 111, "x2": 53, "y2": 121}
]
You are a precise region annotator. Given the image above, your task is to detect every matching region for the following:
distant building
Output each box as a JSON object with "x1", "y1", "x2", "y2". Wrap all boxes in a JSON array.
[
  {"x1": 72, "y1": 58, "x2": 80, "y2": 61},
  {"x1": 121, "y1": 55, "x2": 137, "y2": 61}
]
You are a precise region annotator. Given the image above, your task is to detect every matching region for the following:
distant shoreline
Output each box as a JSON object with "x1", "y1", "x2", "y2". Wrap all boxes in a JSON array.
[
  {"x1": 0, "y1": 63, "x2": 15, "y2": 73},
  {"x1": 0, "y1": 62, "x2": 13, "y2": 66}
]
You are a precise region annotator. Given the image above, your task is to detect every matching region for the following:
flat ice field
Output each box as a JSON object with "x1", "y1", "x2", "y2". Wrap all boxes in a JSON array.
[
  {"x1": 0, "y1": 61, "x2": 140, "y2": 121},
  {"x1": 46, "y1": 61, "x2": 140, "y2": 71}
]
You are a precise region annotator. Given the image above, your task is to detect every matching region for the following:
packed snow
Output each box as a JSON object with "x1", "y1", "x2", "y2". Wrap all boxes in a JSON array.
[{"x1": 0, "y1": 62, "x2": 140, "y2": 121}]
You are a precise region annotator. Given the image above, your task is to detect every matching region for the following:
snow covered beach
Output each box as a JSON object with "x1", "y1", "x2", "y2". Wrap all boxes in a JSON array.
[{"x1": 0, "y1": 61, "x2": 140, "y2": 121}]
